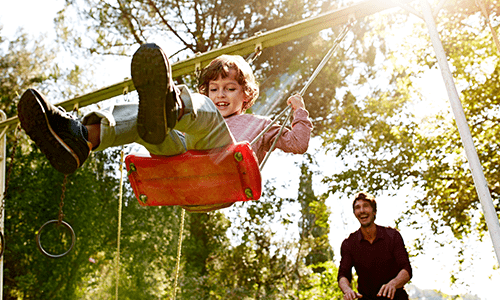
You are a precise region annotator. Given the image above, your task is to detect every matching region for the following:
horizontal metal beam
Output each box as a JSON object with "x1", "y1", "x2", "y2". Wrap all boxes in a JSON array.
[{"x1": 1, "y1": 0, "x2": 408, "y2": 130}]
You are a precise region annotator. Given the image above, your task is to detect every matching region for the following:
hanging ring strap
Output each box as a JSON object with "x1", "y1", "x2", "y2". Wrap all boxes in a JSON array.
[
  {"x1": 255, "y1": 22, "x2": 353, "y2": 170},
  {"x1": 36, "y1": 174, "x2": 76, "y2": 258},
  {"x1": 57, "y1": 175, "x2": 68, "y2": 225}
]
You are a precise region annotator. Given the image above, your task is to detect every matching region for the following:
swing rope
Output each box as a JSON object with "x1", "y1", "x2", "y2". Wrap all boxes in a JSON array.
[
  {"x1": 115, "y1": 148, "x2": 125, "y2": 300},
  {"x1": 254, "y1": 22, "x2": 353, "y2": 170},
  {"x1": 172, "y1": 208, "x2": 186, "y2": 300}
]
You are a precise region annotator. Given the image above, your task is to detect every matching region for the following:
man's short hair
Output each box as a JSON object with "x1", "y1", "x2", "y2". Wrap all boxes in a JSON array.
[{"x1": 352, "y1": 191, "x2": 377, "y2": 213}]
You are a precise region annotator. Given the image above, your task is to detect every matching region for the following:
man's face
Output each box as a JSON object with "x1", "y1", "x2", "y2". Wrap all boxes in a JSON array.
[{"x1": 353, "y1": 199, "x2": 376, "y2": 228}]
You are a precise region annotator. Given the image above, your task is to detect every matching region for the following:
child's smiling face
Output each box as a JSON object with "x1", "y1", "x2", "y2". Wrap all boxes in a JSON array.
[{"x1": 208, "y1": 69, "x2": 249, "y2": 117}]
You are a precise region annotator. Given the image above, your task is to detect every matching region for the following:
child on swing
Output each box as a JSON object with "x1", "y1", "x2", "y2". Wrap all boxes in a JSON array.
[{"x1": 18, "y1": 43, "x2": 313, "y2": 210}]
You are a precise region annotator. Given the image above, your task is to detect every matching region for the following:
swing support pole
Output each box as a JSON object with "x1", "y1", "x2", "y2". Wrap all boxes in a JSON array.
[
  {"x1": 0, "y1": 111, "x2": 5, "y2": 300},
  {"x1": 419, "y1": 0, "x2": 500, "y2": 265}
]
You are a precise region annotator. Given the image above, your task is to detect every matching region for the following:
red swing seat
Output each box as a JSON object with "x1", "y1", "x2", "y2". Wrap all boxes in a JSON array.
[{"x1": 125, "y1": 141, "x2": 262, "y2": 210}]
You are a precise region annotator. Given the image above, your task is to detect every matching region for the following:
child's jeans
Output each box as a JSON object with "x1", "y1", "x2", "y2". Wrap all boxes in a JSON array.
[{"x1": 82, "y1": 85, "x2": 235, "y2": 154}]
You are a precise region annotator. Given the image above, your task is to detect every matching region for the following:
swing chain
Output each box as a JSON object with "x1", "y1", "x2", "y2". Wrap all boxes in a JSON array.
[
  {"x1": 36, "y1": 165, "x2": 73, "y2": 259},
  {"x1": 57, "y1": 175, "x2": 68, "y2": 225},
  {"x1": 256, "y1": 22, "x2": 354, "y2": 170}
]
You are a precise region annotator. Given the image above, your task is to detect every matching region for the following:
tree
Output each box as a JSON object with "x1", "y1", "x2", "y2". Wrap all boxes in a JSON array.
[
  {"x1": 5, "y1": 146, "x2": 120, "y2": 299},
  {"x1": 51, "y1": 1, "x2": 370, "y2": 298},
  {"x1": 14, "y1": 0, "x2": 492, "y2": 297},
  {"x1": 0, "y1": 30, "x2": 55, "y2": 117},
  {"x1": 297, "y1": 154, "x2": 334, "y2": 272},
  {"x1": 0, "y1": 27, "x2": 187, "y2": 299},
  {"x1": 56, "y1": 0, "x2": 332, "y2": 56},
  {"x1": 404, "y1": 0, "x2": 500, "y2": 239},
  {"x1": 318, "y1": 0, "x2": 500, "y2": 287},
  {"x1": 321, "y1": 0, "x2": 500, "y2": 238}
]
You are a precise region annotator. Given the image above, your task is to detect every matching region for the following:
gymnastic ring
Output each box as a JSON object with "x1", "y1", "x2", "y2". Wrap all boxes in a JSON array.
[
  {"x1": 36, "y1": 220, "x2": 76, "y2": 258},
  {"x1": 0, "y1": 232, "x2": 4, "y2": 258}
]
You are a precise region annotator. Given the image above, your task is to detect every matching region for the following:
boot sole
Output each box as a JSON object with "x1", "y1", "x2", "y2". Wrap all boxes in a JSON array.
[
  {"x1": 18, "y1": 89, "x2": 80, "y2": 174},
  {"x1": 131, "y1": 44, "x2": 172, "y2": 145}
]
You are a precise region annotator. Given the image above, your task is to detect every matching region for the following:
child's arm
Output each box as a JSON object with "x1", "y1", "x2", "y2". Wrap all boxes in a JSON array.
[
  {"x1": 262, "y1": 94, "x2": 312, "y2": 154},
  {"x1": 287, "y1": 93, "x2": 305, "y2": 111}
]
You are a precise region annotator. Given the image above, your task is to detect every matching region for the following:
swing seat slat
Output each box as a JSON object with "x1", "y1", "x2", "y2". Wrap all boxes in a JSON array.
[{"x1": 125, "y1": 142, "x2": 262, "y2": 208}]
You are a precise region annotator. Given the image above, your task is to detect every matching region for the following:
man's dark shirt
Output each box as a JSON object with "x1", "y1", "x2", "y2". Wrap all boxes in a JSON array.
[{"x1": 337, "y1": 225, "x2": 412, "y2": 300}]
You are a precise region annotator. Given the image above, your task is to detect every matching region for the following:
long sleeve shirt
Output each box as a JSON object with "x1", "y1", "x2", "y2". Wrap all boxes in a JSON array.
[
  {"x1": 337, "y1": 225, "x2": 413, "y2": 300},
  {"x1": 225, "y1": 108, "x2": 313, "y2": 163},
  {"x1": 182, "y1": 108, "x2": 313, "y2": 213}
]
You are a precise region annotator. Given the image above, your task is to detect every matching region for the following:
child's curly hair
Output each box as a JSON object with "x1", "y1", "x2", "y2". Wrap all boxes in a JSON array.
[{"x1": 198, "y1": 55, "x2": 259, "y2": 112}]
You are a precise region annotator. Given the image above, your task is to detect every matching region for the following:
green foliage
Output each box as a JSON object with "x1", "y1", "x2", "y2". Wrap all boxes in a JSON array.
[
  {"x1": 177, "y1": 168, "x2": 339, "y2": 299},
  {"x1": 394, "y1": 1, "x2": 500, "y2": 240},
  {"x1": 8, "y1": 0, "x2": 500, "y2": 297},
  {"x1": 56, "y1": 0, "x2": 333, "y2": 57},
  {"x1": 5, "y1": 143, "x2": 119, "y2": 299},
  {"x1": 178, "y1": 181, "x2": 300, "y2": 299},
  {"x1": 4, "y1": 141, "x2": 185, "y2": 299},
  {"x1": 0, "y1": 30, "x2": 54, "y2": 117},
  {"x1": 319, "y1": 1, "x2": 500, "y2": 243},
  {"x1": 0, "y1": 28, "x2": 96, "y2": 110},
  {"x1": 298, "y1": 154, "x2": 334, "y2": 272},
  {"x1": 297, "y1": 261, "x2": 344, "y2": 299}
]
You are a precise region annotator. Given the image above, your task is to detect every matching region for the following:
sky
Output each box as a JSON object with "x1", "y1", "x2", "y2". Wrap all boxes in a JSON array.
[{"x1": 1, "y1": 0, "x2": 499, "y2": 299}]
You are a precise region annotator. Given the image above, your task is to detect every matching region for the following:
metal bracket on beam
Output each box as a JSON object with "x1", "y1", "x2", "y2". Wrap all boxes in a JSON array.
[
  {"x1": 255, "y1": 42, "x2": 262, "y2": 54},
  {"x1": 347, "y1": 13, "x2": 356, "y2": 25},
  {"x1": 195, "y1": 62, "x2": 202, "y2": 78}
]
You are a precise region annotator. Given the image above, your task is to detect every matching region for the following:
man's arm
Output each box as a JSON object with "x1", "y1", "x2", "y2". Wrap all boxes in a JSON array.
[
  {"x1": 376, "y1": 268, "x2": 411, "y2": 299},
  {"x1": 339, "y1": 276, "x2": 362, "y2": 300}
]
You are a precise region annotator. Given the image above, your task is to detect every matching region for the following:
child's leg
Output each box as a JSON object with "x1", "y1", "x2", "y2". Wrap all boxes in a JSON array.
[
  {"x1": 129, "y1": 42, "x2": 233, "y2": 152},
  {"x1": 17, "y1": 88, "x2": 92, "y2": 174},
  {"x1": 131, "y1": 43, "x2": 182, "y2": 145},
  {"x1": 18, "y1": 43, "x2": 233, "y2": 175},
  {"x1": 86, "y1": 124, "x2": 100, "y2": 147},
  {"x1": 174, "y1": 85, "x2": 234, "y2": 151},
  {"x1": 82, "y1": 87, "x2": 233, "y2": 155},
  {"x1": 82, "y1": 103, "x2": 188, "y2": 156}
]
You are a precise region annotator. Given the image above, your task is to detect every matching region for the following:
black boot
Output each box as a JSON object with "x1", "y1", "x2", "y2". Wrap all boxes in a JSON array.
[
  {"x1": 18, "y1": 88, "x2": 91, "y2": 174},
  {"x1": 131, "y1": 43, "x2": 182, "y2": 144}
]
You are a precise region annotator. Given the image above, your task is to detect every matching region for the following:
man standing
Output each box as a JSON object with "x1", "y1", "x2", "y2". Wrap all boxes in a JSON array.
[{"x1": 337, "y1": 192, "x2": 412, "y2": 300}]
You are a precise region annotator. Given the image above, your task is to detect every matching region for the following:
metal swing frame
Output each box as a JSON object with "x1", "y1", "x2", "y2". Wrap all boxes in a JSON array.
[
  {"x1": 0, "y1": 0, "x2": 499, "y2": 295},
  {"x1": 123, "y1": 22, "x2": 352, "y2": 212}
]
